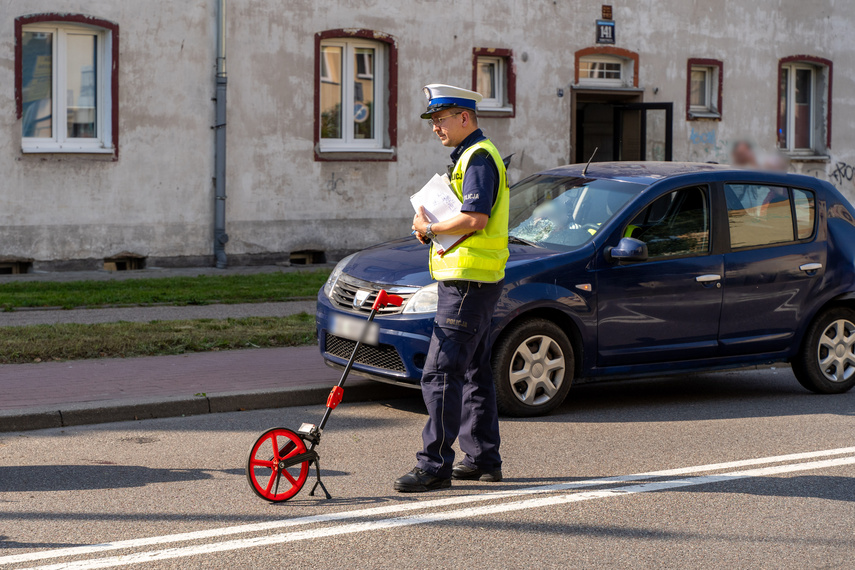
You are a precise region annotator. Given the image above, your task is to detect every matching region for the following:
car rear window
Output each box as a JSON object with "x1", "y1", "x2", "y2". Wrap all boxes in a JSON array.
[
  {"x1": 793, "y1": 188, "x2": 816, "y2": 239},
  {"x1": 724, "y1": 184, "x2": 815, "y2": 249}
]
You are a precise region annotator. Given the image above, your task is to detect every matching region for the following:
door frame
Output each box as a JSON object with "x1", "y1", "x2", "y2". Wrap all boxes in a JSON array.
[
  {"x1": 612, "y1": 102, "x2": 674, "y2": 161},
  {"x1": 571, "y1": 88, "x2": 643, "y2": 163}
]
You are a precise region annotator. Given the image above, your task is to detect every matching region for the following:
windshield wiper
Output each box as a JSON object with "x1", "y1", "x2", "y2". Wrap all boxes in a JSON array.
[{"x1": 508, "y1": 235, "x2": 540, "y2": 247}]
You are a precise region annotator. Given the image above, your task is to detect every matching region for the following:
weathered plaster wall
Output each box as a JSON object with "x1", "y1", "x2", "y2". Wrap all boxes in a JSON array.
[
  {"x1": 0, "y1": 0, "x2": 217, "y2": 264},
  {"x1": 223, "y1": 0, "x2": 575, "y2": 260},
  {"x1": 1, "y1": 0, "x2": 853, "y2": 267}
]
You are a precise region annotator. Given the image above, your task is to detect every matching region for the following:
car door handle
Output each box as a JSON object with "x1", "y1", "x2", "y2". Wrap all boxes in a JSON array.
[
  {"x1": 799, "y1": 263, "x2": 822, "y2": 272},
  {"x1": 695, "y1": 274, "x2": 721, "y2": 283}
]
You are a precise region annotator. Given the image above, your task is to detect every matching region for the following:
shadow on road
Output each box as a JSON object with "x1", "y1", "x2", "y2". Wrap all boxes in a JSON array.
[
  {"x1": 0, "y1": 535, "x2": 80, "y2": 549},
  {"x1": 0, "y1": 464, "x2": 346, "y2": 493},
  {"x1": 674, "y1": 474, "x2": 855, "y2": 502},
  {"x1": 522, "y1": 369, "x2": 855, "y2": 423},
  {"x1": 429, "y1": 518, "x2": 853, "y2": 548}
]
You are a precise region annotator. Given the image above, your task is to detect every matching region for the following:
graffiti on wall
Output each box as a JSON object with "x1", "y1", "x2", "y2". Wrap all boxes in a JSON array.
[
  {"x1": 688, "y1": 127, "x2": 716, "y2": 146},
  {"x1": 798, "y1": 161, "x2": 855, "y2": 204},
  {"x1": 686, "y1": 127, "x2": 732, "y2": 164},
  {"x1": 829, "y1": 161, "x2": 855, "y2": 187}
]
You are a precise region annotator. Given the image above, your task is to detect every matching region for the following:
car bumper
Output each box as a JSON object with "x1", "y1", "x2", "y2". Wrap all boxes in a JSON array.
[{"x1": 316, "y1": 291, "x2": 433, "y2": 386}]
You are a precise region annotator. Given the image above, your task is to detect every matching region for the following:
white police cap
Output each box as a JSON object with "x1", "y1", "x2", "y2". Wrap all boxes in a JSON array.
[{"x1": 421, "y1": 84, "x2": 483, "y2": 119}]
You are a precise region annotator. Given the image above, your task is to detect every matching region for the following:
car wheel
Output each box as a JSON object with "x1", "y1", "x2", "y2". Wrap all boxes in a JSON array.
[
  {"x1": 492, "y1": 318, "x2": 575, "y2": 417},
  {"x1": 792, "y1": 307, "x2": 855, "y2": 394}
]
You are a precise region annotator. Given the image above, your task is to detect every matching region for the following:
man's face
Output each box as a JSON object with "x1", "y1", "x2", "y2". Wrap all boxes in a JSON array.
[{"x1": 430, "y1": 110, "x2": 466, "y2": 147}]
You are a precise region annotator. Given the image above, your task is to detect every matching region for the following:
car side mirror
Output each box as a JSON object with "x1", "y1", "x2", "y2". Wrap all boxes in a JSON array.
[{"x1": 606, "y1": 237, "x2": 649, "y2": 263}]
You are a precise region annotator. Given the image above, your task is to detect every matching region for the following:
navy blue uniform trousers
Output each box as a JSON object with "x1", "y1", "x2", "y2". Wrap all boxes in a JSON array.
[{"x1": 416, "y1": 279, "x2": 503, "y2": 479}]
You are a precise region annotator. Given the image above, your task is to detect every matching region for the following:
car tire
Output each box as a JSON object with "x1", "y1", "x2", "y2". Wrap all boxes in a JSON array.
[
  {"x1": 492, "y1": 318, "x2": 575, "y2": 417},
  {"x1": 792, "y1": 307, "x2": 855, "y2": 394}
]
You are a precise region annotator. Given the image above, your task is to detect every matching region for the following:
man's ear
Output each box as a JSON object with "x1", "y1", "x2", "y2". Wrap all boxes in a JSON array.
[{"x1": 461, "y1": 110, "x2": 473, "y2": 126}]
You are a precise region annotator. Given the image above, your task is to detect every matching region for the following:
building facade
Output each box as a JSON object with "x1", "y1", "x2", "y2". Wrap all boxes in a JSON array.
[{"x1": 3, "y1": 0, "x2": 854, "y2": 271}]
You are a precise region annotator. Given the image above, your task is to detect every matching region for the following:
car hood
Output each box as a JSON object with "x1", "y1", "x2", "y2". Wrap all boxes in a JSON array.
[{"x1": 340, "y1": 236, "x2": 570, "y2": 287}]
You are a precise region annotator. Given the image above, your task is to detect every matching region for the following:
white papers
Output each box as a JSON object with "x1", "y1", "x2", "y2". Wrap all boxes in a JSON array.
[{"x1": 410, "y1": 174, "x2": 469, "y2": 255}]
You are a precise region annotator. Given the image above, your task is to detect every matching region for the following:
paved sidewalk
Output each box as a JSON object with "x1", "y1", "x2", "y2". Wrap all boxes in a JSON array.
[
  {"x1": 0, "y1": 264, "x2": 417, "y2": 432},
  {"x1": 0, "y1": 300, "x2": 316, "y2": 327},
  {"x1": 0, "y1": 346, "x2": 416, "y2": 432}
]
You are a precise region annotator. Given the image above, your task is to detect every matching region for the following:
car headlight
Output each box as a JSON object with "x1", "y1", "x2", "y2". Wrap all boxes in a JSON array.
[
  {"x1": 403, "y1": 282, "x2": 439, "y2": 314},
  {"x1": 323, "y1": 253, "x2": 356, "y2": 298}
]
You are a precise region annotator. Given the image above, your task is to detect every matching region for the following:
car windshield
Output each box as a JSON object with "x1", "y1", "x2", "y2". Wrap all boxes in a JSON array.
[{"x1": 509, "y1": 175, "x2": 647, "y2": 250}]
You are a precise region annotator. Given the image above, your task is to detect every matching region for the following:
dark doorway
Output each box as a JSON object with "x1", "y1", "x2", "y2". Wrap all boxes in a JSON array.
[{"x1": 573, "y1": 92, "x2": 672, "y2": 163}]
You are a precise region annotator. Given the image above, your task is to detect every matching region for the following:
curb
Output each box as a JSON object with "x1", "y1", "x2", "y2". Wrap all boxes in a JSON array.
[{"x1": 0, "y1": 380, "x2": 417, "y2": 433}]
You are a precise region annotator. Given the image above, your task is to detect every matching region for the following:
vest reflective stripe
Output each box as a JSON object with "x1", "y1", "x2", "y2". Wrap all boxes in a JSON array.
[{"x1": 429, "y1": 139, "x2": 510, "y2": 282}]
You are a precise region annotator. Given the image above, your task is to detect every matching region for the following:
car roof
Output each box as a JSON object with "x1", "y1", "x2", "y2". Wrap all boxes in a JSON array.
[
  {"x1": 537, "y1": 161, "x2": 734, "y2": 185},
  {"x1": 532, "y1": 161, "x2": 830, "y2": 198}
]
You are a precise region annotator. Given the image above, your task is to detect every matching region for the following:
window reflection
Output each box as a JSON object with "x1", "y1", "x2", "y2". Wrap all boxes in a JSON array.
[
  {"x1": 66, "y1": 33, "x2": 97, "y2": 138},
  {"x1": 320, "y1": 45, "x2": 342, "y2": 139},
  {"x1": 477, "y1": 61, "x2": 496, "y2": 99},
  {"x1": 690, "y1": 69, "x2": 707, "y2": 107},
  {"x1": 725, "y1": 184, "x2": 794, "y2": 248},
  {"x1": 22, "y1": 31, "x2": 53, "y2": 138},
  {"x1": 353, "y1": 48, "x2": 374, "y2": 140}
]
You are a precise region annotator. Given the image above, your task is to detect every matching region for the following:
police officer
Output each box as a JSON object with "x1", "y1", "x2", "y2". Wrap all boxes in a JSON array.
[{"x1": 394, "y1": 84, "x2": 510, "y2": 493}]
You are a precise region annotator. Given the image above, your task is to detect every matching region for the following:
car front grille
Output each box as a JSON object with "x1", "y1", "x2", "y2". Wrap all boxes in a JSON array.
[
  {"x1": 324, "y1": 333, "x2": 406, "y2": 373},
  {"x1": 330, "y1": 273, "x2": 417, "y2": 315}
]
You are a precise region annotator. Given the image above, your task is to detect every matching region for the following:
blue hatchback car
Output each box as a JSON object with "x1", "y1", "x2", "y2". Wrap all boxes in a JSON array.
[{"x1": 316, "y1": 162, "x2": 855, "y2": 416}]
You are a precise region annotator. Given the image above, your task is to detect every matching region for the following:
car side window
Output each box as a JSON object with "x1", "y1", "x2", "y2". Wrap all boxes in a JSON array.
[
  {"x1": 626, "y1": 186, "x2": 710, "y2": 259},
  {"x1": 724, "y1": 184, "x2": 810, "y2": 248}
]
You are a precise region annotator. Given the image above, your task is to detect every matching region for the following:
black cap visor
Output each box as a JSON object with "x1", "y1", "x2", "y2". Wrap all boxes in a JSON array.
[{"x1": 420, "y1": 103, "x2": 460, "y2": 120}]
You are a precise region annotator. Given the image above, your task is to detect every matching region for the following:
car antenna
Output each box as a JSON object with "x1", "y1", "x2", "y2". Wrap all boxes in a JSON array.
[{"x1": 581, "y1": 147, "x2": 598, "y2": 177}]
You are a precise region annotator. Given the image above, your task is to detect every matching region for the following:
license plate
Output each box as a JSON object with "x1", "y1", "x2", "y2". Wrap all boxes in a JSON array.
[{"x1": 330, "y1": 314, "x2": 380, "y2": 346}]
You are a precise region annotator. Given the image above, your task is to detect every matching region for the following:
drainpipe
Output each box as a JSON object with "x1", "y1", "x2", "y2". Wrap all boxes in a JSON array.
[{"x1": 213, "y1": 0, "x2": 228, "y2": 268}]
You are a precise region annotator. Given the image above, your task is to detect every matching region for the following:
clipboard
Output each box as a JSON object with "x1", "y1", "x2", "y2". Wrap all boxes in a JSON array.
[
  {"x1": 436, "y1": 233, "x2": 474, "y2": 256},
  {"x1": 410, "y1": 174, "x2": 472, "y2": 255}
]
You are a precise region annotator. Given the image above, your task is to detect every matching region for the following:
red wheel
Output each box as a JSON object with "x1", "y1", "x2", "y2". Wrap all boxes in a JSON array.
[{"x1": 245, "y1": 428, "x2": 309, "y2": 502}]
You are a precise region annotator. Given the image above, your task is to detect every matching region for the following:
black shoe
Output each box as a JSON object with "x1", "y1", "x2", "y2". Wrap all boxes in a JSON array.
[
  {"x1": 394, "y1": 468, "x2": 452, "y2": 493},
  {"x1": 451, "y1": 463, "x2": 503, "y2": 482}
]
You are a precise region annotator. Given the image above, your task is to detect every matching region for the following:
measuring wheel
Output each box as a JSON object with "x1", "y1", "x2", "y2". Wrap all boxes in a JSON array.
[
  {"x1": 245, "y1": 427, "x2": 310, "y2": 502},
  {"x1": 244, "y1": 290, "x2": 404, "y2": 503}
]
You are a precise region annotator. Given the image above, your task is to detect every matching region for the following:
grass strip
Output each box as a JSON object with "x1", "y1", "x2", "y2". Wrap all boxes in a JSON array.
[
  {"x1": 0, "y1": 270, "x2": 331, "y2": 310},
  {"x1": 0, "y1": 314, "x2": 317, "y2": 364}
]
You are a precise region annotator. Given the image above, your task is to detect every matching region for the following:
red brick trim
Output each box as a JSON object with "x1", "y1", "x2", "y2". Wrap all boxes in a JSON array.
[
  {"x1": 15, "y1": 13, "x2": 120, "y2": 159},
  {"x1": 471, "y1": 47, "x2": 515, "y2": 118},
  {"x1": 574, "y1": 46, "x2": 639, "y2": 87},
  {"x1": 777, "y1": 55, "x2": 832, "y2": 150},
  {"x1": 686, "y1": 58, "x2": 723, "y2": 121},
  {"x1": 314, "y1": 29, "x2": 397, "y2": 162}
]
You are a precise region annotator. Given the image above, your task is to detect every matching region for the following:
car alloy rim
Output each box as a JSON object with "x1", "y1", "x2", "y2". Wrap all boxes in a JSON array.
[
  {"x1": 816, "y1": 318, "x2": 855, "y2": 383},
  {"x1": 509, "y1": 334, "x2": 565, "y2": 406}
]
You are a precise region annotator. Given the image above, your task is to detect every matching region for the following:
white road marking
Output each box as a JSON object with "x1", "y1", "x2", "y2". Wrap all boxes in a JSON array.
[
  {"x1": 2, "y1": 446, "x2": 854, "y2": 567},
  {"x1": 18, "y1": 454, "x2": 855, "y2": 570}
]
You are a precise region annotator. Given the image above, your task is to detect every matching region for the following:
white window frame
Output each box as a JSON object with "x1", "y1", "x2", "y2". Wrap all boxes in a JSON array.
[
  {"x1": 476, "y1": 56, "x2": 504, "y2": 109},
  {"x1": 21, "y1": 22, "x2": 113, "y2": 154},
  {"x1": 688, "y1": 65, "x2": 720, "y2": 118},
  {"x1": 578, "y1": 55, "x2": 624, "y2": 88},
  {"x1": 780, "y1": 63, "x2": 816, "y2": 153},
  {"x1": 318, "y1": 38, "x2": 387, "y2": 153}
]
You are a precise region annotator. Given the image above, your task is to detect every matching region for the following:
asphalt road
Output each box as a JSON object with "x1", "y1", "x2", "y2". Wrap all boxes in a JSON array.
[{"x1": 1, "y1": 368, "x2": 853, "y2": 569}]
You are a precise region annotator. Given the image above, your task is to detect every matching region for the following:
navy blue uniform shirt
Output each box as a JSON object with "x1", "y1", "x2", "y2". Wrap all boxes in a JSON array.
[{"x1": 450, "y1": 129, "x2": 500, "y2": 217}]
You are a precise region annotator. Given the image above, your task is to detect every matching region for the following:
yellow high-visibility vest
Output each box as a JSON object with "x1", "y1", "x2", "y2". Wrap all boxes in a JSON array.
[{"x1": 429, "y1": 139, "x2": 510, "y2": 282}]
